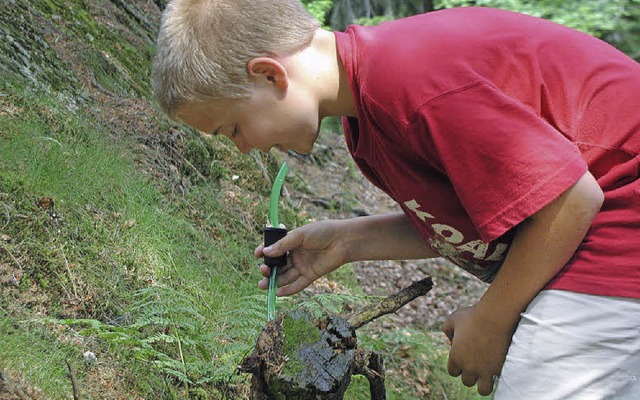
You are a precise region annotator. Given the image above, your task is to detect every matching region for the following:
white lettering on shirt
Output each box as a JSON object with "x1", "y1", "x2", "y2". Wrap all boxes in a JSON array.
[
  {"x1": 432, "y1": 224, "x2": 464, "y2": 244},
  {"x1": 457, "y1": 239, "x2": 489, "y2": 258},
  {"x1": 404, "y1": 199, "x2": 434, "y2": 222},
  {"x1": 403, "y1": 199, "x2": 509, "y2": 264}
]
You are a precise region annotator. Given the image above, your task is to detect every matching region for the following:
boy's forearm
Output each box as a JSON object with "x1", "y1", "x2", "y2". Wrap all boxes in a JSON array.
[
  {"x1": 344, "y1": 212, "x2": 438, "y2": 262},
  {"x1": 476, "y1": 172, "x2": 604, "y2": 326}
]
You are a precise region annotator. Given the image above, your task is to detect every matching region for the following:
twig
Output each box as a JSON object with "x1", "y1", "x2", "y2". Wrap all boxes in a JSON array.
[
  {"x1": 348, "y1": 277, "x2": 433, "y2": 329},
  {"x1": 65, "y1": 360, "x2": 80, "y2": 400},
  {"x1": 1, "y1": 202, "x2": 9, "y2": 230},
  {"x1": 40, "y1": 136, "x2": 64, "y2": 148},
  {"x1": 1, "y1": 246, "x2": 22, "y2": 269},
  {"x1": 61, "y1": 245, "x2": 79, "y2": 299}
]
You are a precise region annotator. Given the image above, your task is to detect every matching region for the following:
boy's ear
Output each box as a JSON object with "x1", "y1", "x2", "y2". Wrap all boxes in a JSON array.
[{"x1": 247, "y1": 57, "x2": 289, "y2": 91}]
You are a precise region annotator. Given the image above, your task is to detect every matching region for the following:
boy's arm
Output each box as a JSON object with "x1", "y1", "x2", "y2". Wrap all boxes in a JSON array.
[
  {"x1": 343, "y1": 212, "x2": 438, "y2": 261},
  {"x1": 444, "y1": 171, "x2": 604, "y2": 396},
  {"x1": 257, "y1": 212, "x2": 437, "y2": 296}
]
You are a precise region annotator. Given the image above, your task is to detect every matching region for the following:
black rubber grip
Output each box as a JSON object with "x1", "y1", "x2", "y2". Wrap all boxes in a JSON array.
[{"x1": 263, "y1": 227, "x2": 288, "y2": 267}]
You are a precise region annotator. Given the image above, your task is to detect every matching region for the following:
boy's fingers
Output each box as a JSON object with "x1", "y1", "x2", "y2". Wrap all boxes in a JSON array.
[
  {"x1": 477, "y1": 376, "x2": 494, "y2": 396},
  {"x1": 442, "y1": 318, "x2": 454, "y2": 343},
  {"x1": 447, "y1": 357, "x2": 461, "y2": 377},
  {"x1": 254, "y1": 244, "x2": 265, "y2": 258},
  {"x1": 461, "y1": 372, "x2": 478, "y2": 388},
  {"x1": 259, "y1": 264, "x2": 271, "y2": 278},
  {"x1": 277, "y1": 267, "x2": 301, "y2": 287},
  {"x1": 277, "y1": 276, "x2": 313, "y2": 297},
  {"x1": 263, "y1": 229, "x2": 303, "y2": 256}
]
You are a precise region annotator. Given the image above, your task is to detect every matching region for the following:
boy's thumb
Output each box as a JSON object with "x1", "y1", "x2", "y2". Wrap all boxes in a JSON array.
[
  {"x1": 264, "y1": 229, "x2": 302, "y2": 256},
  {"x1": 442, "y1": 317, "x2": 455, "y2": 343}
]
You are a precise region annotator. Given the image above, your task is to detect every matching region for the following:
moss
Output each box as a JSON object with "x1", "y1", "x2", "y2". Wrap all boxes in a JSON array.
[
  {"x1": 282, "y1": 313, "x2": 322, "y2": 353},
  {"x1": 0, "y1": 0, "x2": 156, "y2": 99},
  {"x1": 182, "y1": 136, "x2": 219, "y2": 179},
  {"x1": 0, "y1": 3, "x2": 79, "y2": 94},
  {"x1": 281, "y1": 312, "x2": 322, "y2": 375}
]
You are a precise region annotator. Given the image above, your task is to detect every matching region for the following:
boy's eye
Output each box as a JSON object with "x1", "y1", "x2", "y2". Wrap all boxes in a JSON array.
[{"x1": 231, "y1": 126, "x2": 239, "y2": 138}]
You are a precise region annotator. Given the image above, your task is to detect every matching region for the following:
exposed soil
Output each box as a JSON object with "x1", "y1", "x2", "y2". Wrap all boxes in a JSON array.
[{"x1": 279, "y1": 130, "x2": 488, "y2": 333}]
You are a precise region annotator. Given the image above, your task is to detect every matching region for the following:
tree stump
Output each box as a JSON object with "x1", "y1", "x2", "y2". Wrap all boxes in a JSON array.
[{"x1": 240, "y1": 277, "x2": 433, "y2": 399}]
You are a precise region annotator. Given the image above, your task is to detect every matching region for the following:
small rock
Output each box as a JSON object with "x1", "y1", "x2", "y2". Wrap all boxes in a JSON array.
[{"x1": 83, "y1": 351, "x2": 97, "y2": 366}]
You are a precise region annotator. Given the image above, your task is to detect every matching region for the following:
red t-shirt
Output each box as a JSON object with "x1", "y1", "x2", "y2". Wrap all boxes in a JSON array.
[{"x1": 335, "y1": 7, "x2": 640, "y2": 298}]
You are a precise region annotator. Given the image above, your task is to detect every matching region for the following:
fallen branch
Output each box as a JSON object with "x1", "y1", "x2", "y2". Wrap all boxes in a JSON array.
[
  {"x1": 65, "y1": 360, "x2": 79, "y2": 400},
  {"x1": 348, "y1": 277, "x2": 433, "y2": 329}
]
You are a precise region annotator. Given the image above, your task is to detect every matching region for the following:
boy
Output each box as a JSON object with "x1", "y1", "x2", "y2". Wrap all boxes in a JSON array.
[{"x1": 152, "y1": 0, "x2": 640, "y2": 397}]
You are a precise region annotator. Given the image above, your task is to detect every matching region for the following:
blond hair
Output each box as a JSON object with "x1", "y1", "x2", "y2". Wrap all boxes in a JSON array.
[{"x1": 152, "y1": 0, "x2": 320, "y2": 118}]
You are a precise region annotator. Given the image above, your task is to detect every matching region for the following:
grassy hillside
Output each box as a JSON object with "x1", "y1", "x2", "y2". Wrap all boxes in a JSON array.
[{"x1": 0, "y1": 1, "x2": 483, "y2": 399}]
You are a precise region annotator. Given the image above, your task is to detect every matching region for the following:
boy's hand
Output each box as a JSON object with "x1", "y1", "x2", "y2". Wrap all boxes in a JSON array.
[
  {"x1": 441, "y1": 171, "x2": 603, "y2": 396},
  {"x1": 254, "y1": 220, "x2": 349, "y2": 296},
  {"x1": 254, "y1": 213, "x2": 437, "y2": 296},
  {"x1": 443, "y1": 303, "x2": 514, "y2": 396}
]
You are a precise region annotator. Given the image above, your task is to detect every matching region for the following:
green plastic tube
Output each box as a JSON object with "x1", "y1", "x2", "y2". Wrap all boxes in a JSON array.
[
  {"x1": 267, "y1": 161, "x2": 289, "y2": 320},
  {"x1": 269, "y1": 162, "x2": 289, "y2": 228}
]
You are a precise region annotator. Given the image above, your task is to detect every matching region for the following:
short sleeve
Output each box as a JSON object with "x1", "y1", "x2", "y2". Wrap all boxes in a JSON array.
[{"x1": 409, "y1": 82, "x2": 588, "y2": 242}]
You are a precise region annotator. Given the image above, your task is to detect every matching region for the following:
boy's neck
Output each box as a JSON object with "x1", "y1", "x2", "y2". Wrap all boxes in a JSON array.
[{"x1": 286, "y1": 29, "x2": 357, "y2": 118}]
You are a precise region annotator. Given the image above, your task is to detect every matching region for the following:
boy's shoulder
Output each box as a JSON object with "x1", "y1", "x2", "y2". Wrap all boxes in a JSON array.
[{"x1": 337, "y1": 6, "x2": 613, "y2": 117}]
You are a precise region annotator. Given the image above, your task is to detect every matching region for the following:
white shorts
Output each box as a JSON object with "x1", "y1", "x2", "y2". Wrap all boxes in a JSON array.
[{"x1": 495, "y1": 290, "x2": 640, "y2": 400}]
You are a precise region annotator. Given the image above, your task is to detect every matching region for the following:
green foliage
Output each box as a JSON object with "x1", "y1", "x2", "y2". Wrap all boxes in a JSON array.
[
  {"x1": 330, "y1": 0, "x2": 433, "y2": 30},
  {"x1": 355, "y1": 15, "x2": 394, "y2": 26},
  {"x1": 328, "y1": 0, "x2": 640, "y2": 60},
  {"x1": 0, "y1": 86, "x2": 154, "y2": 319},
  {"x1": 281, "y1": 292, "x2": 372, "y2": 320},
  {"x1": 608, "y1": 0, "x2": 640, "y2": 60},
  {"x1": 47, "y1": 287, "x2": 244, "y2": 389},
  {"x1": 0, "y1": 4, "x2": 74, "y2": 95},
  {"x1": 435, "y1": 0, "x2": 633, "y2": 37},
  {"x1": 301, "y1": 0, "x2": 335, "y2": 27},
  {"x1": 31, "y1": 287, "x2": 268, "y2": 398},
  {"x1": 1, "y1": 0, "x2": 155, "y2": 98}
]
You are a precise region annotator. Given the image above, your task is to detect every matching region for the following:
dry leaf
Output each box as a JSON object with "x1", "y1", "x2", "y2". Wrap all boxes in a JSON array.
[{"x1": 37, "y1": 197, "x2": 54, "y2": 209}]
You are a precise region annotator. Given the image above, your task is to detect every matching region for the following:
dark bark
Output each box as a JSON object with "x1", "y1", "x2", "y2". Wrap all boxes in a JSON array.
[{"x1": 354, "y1": 350, "x2": 386, "y2": 400}]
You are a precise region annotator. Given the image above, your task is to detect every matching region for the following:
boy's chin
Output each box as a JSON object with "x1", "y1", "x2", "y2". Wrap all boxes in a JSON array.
[
  {"x1": 275, "y1": 142, "x2": 313, "y2": 155},
  {"x1": 294, "y1": 143, "x2": 315, "y2": 155}
]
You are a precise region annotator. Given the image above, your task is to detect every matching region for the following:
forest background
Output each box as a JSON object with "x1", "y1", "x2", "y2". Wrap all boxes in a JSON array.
[{"x1": 1, "y1": 0, "x2": 638, "y2": 399}]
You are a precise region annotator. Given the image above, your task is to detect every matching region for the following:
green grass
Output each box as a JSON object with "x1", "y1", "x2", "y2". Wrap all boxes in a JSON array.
[
  {"x1": 0, "y1": 310, "x2": 78, "y2": 398},
  {"x1": 0, "y1": 82, "x2": 271, "y2": 397}
]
